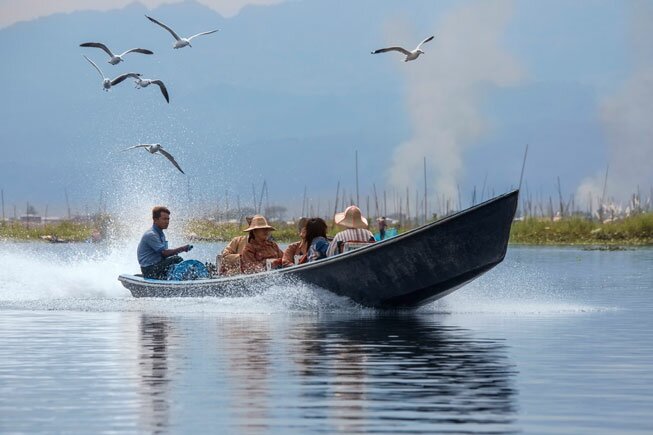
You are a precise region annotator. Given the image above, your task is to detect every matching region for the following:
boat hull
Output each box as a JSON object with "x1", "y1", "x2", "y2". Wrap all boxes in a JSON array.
[{"x1": 119, "y1": 190, "x2": 519, "y2": 308}]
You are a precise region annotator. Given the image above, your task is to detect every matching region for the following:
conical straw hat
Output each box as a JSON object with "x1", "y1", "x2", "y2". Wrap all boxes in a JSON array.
[
  {"x1": 334, "y1": 206, "x2": 368, "y2": 229},
  {"x1": 243, "y1": 215, "x2": 276, "y2": 232}
]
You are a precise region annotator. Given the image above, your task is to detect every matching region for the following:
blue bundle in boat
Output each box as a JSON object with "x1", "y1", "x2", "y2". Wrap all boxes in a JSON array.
[{"x1": 167, "y1": 259, "x2": 210, "y2": 281}]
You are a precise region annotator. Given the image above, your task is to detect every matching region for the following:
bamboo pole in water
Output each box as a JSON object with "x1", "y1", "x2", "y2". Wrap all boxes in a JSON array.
[
  {"x1": 373, "y1": 183, "x2": 379, "y2": 219},
  {"x1": 523, "y1": 181, "x2": 531, "y2": 218},
  {"x1": 332, "y1": 180, "x2": 340, "y2": 222},
  {"x1": 480, "y1": 173, "x2": 488, "y2": 203},
  {"x1": 415, "y1": 189, "x2": 419, "y2": 225},
  {"x1": 264, "y1": 181, "x2": 270, "y2": 214},
  {"x1": 599, "y1": 164, "x2": 609, "y2": 221},
  {"x1": 64, "y1": 188, "x2": 71, "y2": 220},
  {"x1": 225, "y1": 190, "x2": 229, "y2": 221},
  {"x1": 518, "y1": 144, "x2": 528, "y2": 191},
  {"x1": 423, "y1": 157, "x2": 427, "y2": 224},
  {"x1": 355, "y1": 150, "x2": 360, "y2": 206},
  {"x1": 383, "y1": 190, "x2": 387, "y2": 217},
  {"x1": 557, "y1": 176, "x2": 564, "y2": 217},
  {"x1": 601, "y1": 164, "x2": 609, "y2": 205},
  {"x1": 406, "y1": 187, "x2": 410, "y2": 228}
]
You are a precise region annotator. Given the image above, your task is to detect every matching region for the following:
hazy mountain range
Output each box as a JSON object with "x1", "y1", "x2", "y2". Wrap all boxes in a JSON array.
[{"x1": 0, "y1": 0, "x2": 649, "y2": 217}]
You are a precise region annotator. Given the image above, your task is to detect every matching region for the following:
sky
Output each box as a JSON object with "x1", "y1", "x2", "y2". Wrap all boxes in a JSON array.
[{"x1": 0, "y1": 0, "x2": 651, "y2": 219}]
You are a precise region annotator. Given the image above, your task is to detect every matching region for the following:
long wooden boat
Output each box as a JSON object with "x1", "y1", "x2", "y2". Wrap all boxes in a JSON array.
[{"x1": 119, "y1": 189, "x2": 519, "y2": 308}]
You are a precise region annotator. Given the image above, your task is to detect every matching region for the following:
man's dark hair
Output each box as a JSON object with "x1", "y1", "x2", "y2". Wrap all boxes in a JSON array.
[
  {"x1": 305, "y1": 218, "x2": 327, "y2": 246},
  {"x1": 152, "y1": 206, "x2": 171, "y2": 220}
]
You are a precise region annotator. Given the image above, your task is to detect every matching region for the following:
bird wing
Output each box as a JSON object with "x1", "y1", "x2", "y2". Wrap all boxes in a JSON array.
[
  {"x1": 122, "y1": 144, "x2": 149, "y2": 151},
  {"x1": 111, "y1": 73, "x2": 141, "y2": 86},
  {"x1": 371, "y1": 46, "x2": 411, "y2": 55},
  {"x1": 152, "y1": 80, "x2": 170, "y2": 103},
  {"x1": 187, "y1": 29, "x2": 219, "y2": 41},
  {"x1": 146, "y1": 15, "x2": 182, "y2": 41},
  {"x1": 416, "y1": 35, "x2": 435, "y2": 50},
  {"x1": 83, "y1": 55, "x2": 105, "y2": 79},
  {"x1": 119, "y1": 48, "x2": 154, "y2": 57},
  {"x1": 80, "y1": 42, "x2": 114, "y2": 58},
  {"x1": 157, "y1": 148, "x2": 185, "y2": 174}
]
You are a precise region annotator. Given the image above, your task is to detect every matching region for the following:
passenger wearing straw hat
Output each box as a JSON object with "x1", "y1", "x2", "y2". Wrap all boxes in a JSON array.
[
  {"x1": 240, "y1": 215, "x2": 284, "y2": 274},
  {"x1": 326, "y1": 206, "x2": 375, "y2": 257},
  {"x1": 217, "y1": 215, "x2": 253, "y2": 276}
]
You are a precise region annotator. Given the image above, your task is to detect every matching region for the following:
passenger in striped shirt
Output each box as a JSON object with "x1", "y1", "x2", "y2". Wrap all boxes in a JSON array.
[{"x1": 327, "y1": 205, "x2": 375, "y2": 257}]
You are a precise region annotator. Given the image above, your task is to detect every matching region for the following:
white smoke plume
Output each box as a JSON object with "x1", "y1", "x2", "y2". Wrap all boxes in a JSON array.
[
  {"x1": 387, "y1": 0, "x2": 523, "y2": 203},
  {"x1": 576, "y1": 0, "x2": 653, "y2": 207}
]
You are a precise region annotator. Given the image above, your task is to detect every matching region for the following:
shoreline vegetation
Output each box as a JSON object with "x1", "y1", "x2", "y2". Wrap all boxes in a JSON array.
[{"x1": 1, "y1": 213, "x2": 652, "y2": 246}]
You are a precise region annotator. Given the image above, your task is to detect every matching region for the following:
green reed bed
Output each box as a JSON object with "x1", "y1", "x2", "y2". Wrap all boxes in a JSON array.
[
  {"x1": 0, "y1": 221, "x2": 95, "y2": 242},
  {"x1": 4, "y1": 213, "x2": 651, "y2": 246},
  {"x1": 510, "y1": 213, "x2": 653, "y2": 245}
]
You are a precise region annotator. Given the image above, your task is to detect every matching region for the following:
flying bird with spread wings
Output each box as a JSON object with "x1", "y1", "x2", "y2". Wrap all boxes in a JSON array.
[
  {"x1": 80, "y1": 42, "x2": 153, "y2": 65},
  {"x1": 83, "y1": 55, "x2": 141, "y2": 91},
  {"x1": 371, "y1": 35, "x2": 435, "y2": 62},
  {"x1": 146, "y1": 15, "x2": 219, "y2": 49},
  {"x1": 134, "y1": 77, "x2": 170, "y2": 103},
  {"x1": 122, "y1": 143, "x2": 185, "y2": 174}
]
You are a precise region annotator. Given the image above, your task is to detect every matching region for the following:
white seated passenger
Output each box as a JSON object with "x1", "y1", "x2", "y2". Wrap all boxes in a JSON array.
[{"x1": 326, "y1": 205, "x2": 375, "y2": 257}]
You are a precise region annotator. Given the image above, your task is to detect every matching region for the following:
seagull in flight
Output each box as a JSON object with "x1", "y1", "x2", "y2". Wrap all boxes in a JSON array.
[
  {"x1": 123, "y1": 144, "x2": 185, "y2": 174},
  {"x1": 146, "y1": 15, "x2": 218, "y2": 49},
  {"x1": 80, "y1": 42, "x2": 153, "y2": 65},
  {"x1": 83, "y1": 55, "x2": 140, "y2": 91},
  {"x1": 134, "y1": 77, "x2": 170, "y2": 103},
  {"x1": 371, "y1": 35, "x2": 435, "y2": 62}
]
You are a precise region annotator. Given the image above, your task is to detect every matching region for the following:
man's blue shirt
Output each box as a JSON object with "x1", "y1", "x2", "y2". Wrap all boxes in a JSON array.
[{"x1": 137, "y1": 225, "x2": 168, "y2": 267}]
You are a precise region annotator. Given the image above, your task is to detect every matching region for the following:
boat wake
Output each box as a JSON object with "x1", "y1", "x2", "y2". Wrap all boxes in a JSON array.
[
  {"x1": 0, "y1": 243, "x2": 367, "y2": 313},
  {"x1": 421, "y1": 262, "x2": 617, "y2": 315},
  {"x1": 0, "y1": 243, "x2": 613, "y2": 315}
]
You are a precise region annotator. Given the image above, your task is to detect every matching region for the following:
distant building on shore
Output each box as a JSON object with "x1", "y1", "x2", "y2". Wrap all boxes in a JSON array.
[{"x1": 19, "y1": 214, "x2": 41, "y2": 224}]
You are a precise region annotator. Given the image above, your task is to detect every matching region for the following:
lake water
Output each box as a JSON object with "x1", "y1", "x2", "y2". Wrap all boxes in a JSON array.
[{"x1": 0, "y1": 242, "x2": 651, "y2": 433}]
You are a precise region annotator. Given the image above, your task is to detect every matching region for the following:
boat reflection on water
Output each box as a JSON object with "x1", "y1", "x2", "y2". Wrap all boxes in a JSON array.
[
  {"x1": 132, "y1": 314, "x2": 518, "y2": 433},
  {"x1": 137, "y1": 317, "x2": 173, "y2": 433},
  {"x1": 288, "y1": 315, "x2": 518, "y2": 432},
  {"x1": 216, "y1": 317, "x2": 274, "y2": 433}
]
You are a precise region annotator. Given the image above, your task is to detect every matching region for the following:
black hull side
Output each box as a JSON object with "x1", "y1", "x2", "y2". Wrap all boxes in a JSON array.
[{"x1": 118, "y1": 190, "x2": 519, "y2": 308}]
